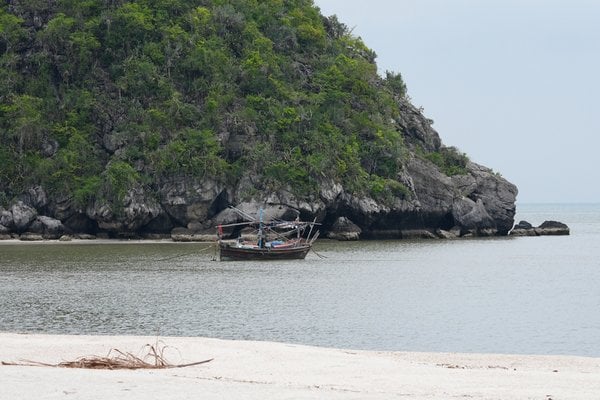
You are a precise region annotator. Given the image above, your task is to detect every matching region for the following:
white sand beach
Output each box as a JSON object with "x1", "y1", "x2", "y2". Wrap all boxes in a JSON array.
[{"x1": 1, "y1": 333, "x2": 600, "y2": 399}]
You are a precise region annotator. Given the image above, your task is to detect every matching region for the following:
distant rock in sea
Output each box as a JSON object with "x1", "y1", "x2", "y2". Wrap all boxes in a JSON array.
[{"x1": 510, "y1": 220, "x2": 570, "y2": 236}]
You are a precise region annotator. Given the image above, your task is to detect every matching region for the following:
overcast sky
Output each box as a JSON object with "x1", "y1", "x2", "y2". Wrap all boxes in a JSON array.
[{"x1": 314, "y1": 0, "x2": 599, "y2": 203}]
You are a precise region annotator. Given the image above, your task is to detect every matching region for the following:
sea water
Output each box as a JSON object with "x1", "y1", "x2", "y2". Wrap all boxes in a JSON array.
[{"x1": 1, "y1": 203, "x2": 599, "y2": 356}]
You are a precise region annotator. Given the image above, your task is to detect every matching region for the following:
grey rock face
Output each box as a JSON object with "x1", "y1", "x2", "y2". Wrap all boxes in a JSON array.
[
  {"x1": 327, "y1": 217, "x2": 361, "y2": 241},
  {"x1": 0, "y1": 89, "x2": 519, "y2": 239},
  {"x1": 319, "y1": 180, "x2": 344, "y2": 203},
  {"x1": 539, "y1": 220, "x2": 568, "y2": 230},
  {"x1": 20, "y1": 186, "x2": 48, "y2": 210},
  {"x1": 460, "y1": 163, "x2": 518, "y2": 235},
  {"x1": 41, "y1": 139, "x2": 59, "y2": 157},
  {"x1": 19, "y1": 232, "x2": 44, "y2": 241},
  {"x1": 514, "y1": 220, "x2": 533, "y2": 230},
  {"x1": 537, "y1": 221, "x2": 570, "y2": 236},
  {"x1": 0, "y1": 224, "x2": 10, "y2": 234},
  {"x1": 510, "y1": 227, "x2": 537, "y2": 236},
  {"x1": 47, "y1": 194, "x2": 78, "y2": 222},
  {"x1": 334, "y1": 154, "x2": 517, "y2": 238},
  {"x1": 160, "y1": 178, "x2": 227, "y2": 226},
  {"x1": 0, "y1": 208, "x2": 13, "y2": 229},
  {"x1": 10, "y1": 201, "x2": 38, "y2": 233},
  {"x1": 436, "y1": 228, "x2": 458, "y2": 239},
  {"x1": 396, "y1": 99, "x2": 442, "y2": 152},
  {"x1": 47, "y1": 194, "x2": 97, "y2": 233},
  {"x1": 87, "y1": 186, "x2": 162, "y2": 232},
  {"x1": 452, "y1": 197, "x2": 496, "y2": 235},
  {"x1": 510, "y1": 220, "x2": 570, "y2": 236},
  {"x1": 28, "y1": 216, "x2": 66, "y2": 239}
]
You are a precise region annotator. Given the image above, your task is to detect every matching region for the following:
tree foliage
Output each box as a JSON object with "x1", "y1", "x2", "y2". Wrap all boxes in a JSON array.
[
  {"x1": 424, "y1": 147, "x2": 469, "y2": 177},
  {"x1": 0, "y1": 0, "x2": 414, "y2": 211}
]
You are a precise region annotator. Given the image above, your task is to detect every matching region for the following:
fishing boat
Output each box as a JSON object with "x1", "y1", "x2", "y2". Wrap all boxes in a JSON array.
[{"x1": 216, "y1": 207, "x2": 319, "y2": 261}]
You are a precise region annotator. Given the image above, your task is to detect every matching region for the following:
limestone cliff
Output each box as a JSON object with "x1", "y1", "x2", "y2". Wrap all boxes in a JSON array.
[
  {"x1": 0, "y1": 98, "x2": 517, "y2": 240},
  {"x1": 0, "y1": 1, "x2": 517, "y2": 240}
]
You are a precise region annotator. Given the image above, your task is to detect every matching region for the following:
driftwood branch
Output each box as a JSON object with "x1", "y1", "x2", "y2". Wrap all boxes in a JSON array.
[{"x1": 1, "y1": 343, "x2": 213, "y2": 370}]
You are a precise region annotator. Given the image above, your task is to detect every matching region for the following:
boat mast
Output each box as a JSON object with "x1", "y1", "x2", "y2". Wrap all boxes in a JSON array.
[{"x1": 258, "y1": 208, "x2": 264, "y2": 248}]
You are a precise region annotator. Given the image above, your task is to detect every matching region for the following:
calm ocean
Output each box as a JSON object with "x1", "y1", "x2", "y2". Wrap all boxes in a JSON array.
[{"x1": 1, "y1": 203, "x2": 599, "y2": 356}]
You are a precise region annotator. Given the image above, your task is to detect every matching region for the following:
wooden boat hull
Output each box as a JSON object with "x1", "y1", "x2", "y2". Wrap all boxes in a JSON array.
[{"x1": 219, "y1": 243, "x2": 311, "y2": 261}]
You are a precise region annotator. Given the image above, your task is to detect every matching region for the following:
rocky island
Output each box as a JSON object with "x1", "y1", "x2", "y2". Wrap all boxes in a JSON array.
[{"x1": 0, "y1": 0, "x2": 518, "y2": 241}]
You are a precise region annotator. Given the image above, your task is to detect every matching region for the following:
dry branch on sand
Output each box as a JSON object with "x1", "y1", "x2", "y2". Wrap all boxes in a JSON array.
[{"x1": 2, "y1": 342, "x2": 213, "y2": 370}]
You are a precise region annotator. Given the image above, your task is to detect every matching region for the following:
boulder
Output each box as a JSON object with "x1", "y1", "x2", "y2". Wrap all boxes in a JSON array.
[
  {"x1": 457, "y1": 162, "x2": 518, "y2": 235},
  {"x1": 514, "y1": 220, "x2": 533, "y2": 230},
  {"x1": 327, "y1": 217, "x2": 361, "y2": 241},
  {"x1": 159, "y1": 178, "x2": 227, "y2": 226},
  {"x1": 436, "y1": 228, "x2": 458, "y2": 239},
  {"x1": 510, "y1": 220, "x2": 570, "y2": 236},
  {"x1": 449, "y1": 225, "x2": 462, "y2": 237},
  {"x1": 19, "y1": 232, "x2": 44, "y2": 241},
  {"x1": 10, "y1": 201, "x2": 38, "y2": 233},
  {"x1": 452, "y1": 197, "x2": 496, "y2": 235},
  {"x1": 537, "y1": 221, "x2": 570, "y2": 236},
  {"x1": 28, "y1": 216, "x2": 66, "y2": 239},
  {"x1": 510, "y1": 220, "x2": 538, "y2": 236},
  {"x1": 0, "y1": 208, "x2": 13, "y2": 229}
]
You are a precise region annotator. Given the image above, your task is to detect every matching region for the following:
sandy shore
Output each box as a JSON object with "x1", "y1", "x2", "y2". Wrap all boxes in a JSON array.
[{"x1": 1, "y1": 333, "x2": 599, "y2": 399}]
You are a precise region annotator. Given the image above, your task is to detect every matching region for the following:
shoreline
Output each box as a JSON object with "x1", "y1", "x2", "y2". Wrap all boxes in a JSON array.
[
  {"x1": 0, "y1": 238, "x2": 215, "y2": 245},
  {"x1": 1, "y1": 333, "x2": 599, "y2": 399}
]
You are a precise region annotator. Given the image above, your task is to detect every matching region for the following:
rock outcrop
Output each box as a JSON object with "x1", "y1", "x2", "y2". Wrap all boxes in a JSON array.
[
  {"x1": 511, "y1": 220, "x2": 570, "y2": 236},
  {"x1": 538, "y1": 221, "x2": 570, "y2": 235},
  {"x1": 86, "y1": 186, "x2": 162, "y2": 233},
  {"x1": 327, "y1": 217, "x2": 362, "y2": 241},
  {"x1": 0, "y1": 101, "x2": 519, "y2": 241},
  {"x1": 9, "y1": 201, "x2": 38, "y2": 233},
  {"x1": 28, "y1": 216, "x2": 66, "y2": 239},
  {"x1": 0, "y1": 2, "x2": 523, "y2": 241}
]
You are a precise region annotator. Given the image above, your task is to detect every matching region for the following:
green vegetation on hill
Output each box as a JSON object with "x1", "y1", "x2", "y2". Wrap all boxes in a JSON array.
[
  {"x1": 0, "y1": 0, "x2": 413, "y2": 209},
  {"x1": 424, "y1": 147, "x2": 469, "y2": 177}
]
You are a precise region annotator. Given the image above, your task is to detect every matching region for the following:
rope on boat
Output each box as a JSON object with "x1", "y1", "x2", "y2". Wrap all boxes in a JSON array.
[
  {"x1": 155, "y1": 243, "x2": 216, "y2": 262},
  {"x1": 310, "y1": 247, "x2": 328, "y2": 259}
]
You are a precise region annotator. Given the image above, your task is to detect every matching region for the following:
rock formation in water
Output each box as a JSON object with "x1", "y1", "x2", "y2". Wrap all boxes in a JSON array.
[
  {"x1": 0, "y1": 1, "x2": 518, "y2": 240},
  {"x1": 0, "y1": 98, "x2": 518, "y2": 241},
  {"x1": 510, "y1": 220, "x2": 570, "y2": 236}
]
